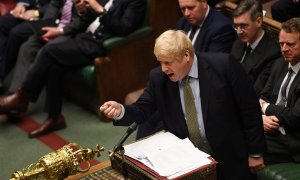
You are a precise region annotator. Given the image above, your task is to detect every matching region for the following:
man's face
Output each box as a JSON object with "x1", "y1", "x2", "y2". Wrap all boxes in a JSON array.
[
  {"x1": 233, "y1": 12, "x2": 262, "y2": 43},
  {"x1": 157, "y1": 52, "x2": 192, "y2": 82},
  {"x1": 279, "y1": 30, "x2": 300, "y2": 65},
  {"x1": 178, "y1": 0, "x2": 207, "y2": 25}
]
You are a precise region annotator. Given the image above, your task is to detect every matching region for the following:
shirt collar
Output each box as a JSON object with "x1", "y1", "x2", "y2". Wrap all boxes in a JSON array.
[
  {"x1": 180, "y1": 54, "x2": 198, "y2": 84},
  {"x1": 248, "y1": 30, "x2": 265, "y2": 50},
  {"x1": 189, "y1": 54, "x2": 198, "y2": 79},
  {"x1": 289, "y1": 61, "x2": 300, "y2": 74}
]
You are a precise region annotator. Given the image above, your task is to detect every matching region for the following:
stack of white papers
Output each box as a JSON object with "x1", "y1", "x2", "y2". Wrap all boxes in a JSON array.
[{"x1": 124, "y1": 131, "x2": 211, "y2": 179}]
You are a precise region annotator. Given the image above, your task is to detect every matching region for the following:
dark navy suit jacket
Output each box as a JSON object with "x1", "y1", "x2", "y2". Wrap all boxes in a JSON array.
[
  {"x1": 176, "y1": 8, "x2": 236, "y2": 53},
  {"x1": 117, "y1": 53, "x2": 266, "y2": 179}
]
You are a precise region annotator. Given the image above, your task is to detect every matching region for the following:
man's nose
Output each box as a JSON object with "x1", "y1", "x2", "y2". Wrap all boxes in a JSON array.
[
  {"x1": 281, "y1": 44, "x2": 289, "y2": 52},
  {"x1": 183, "y1": 9, "x2": 190, "y2": 16},
  {"x1": 161, "y1": 64, "x2": 168, "y2": 72}
]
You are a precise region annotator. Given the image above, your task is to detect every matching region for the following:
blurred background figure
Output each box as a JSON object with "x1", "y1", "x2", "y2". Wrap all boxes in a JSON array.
[
  {"x1": 271, "y1": 0, "x2": 300, "y2": 22},
  {"x1": 0, "y1": 0, "x2": 50, "y2": 90}
]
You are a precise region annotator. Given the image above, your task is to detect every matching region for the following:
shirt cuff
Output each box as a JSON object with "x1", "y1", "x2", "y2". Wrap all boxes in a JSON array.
[
  {"x1": 115, "y1": 104, "x2": 125, "y2": 120},
  {"x1": 17, "y1": 2, "x2": 30, "y2": 7},
  {"x1": 262, "y1": 102, "x2": 270, "y2": 115},
  {"x1": 249, "y1": 154, "x2": 263, "y2": 158}
]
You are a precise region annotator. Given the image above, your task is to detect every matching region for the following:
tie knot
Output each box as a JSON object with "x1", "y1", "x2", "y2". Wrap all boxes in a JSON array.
[
  {"x1": 246, "y1": 45, "x2": 252, "y2": 53},
  {"x1": 288, "y1": 68, "x2": 294, "y2": 75},
  {"x1": 191, "y1": 25, "x2": 199, "y2": 31},
  {"x1": 182, "y1": 76, "x2": 190, "y2": 86}
]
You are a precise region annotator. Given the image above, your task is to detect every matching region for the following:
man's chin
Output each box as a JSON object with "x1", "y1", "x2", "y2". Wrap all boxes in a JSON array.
[{"x1": 168, "y1": 75, "x2": 178, "y2": 82}]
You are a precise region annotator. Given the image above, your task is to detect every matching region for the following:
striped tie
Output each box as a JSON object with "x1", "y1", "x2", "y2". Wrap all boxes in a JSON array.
[
  {"x1": 182, "y1": 76, "x2": 202, "y2": 148},
  {"x1": 58, "y1": 0, "x2": 73, "y2": 28},
  {"x1": 277, "y1": 68, "x2": 294, "y2": 106}
]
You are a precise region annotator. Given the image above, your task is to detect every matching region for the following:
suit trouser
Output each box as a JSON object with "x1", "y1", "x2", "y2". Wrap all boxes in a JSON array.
[
  {"x1": 0, "y1": 13, "x2": 33, "y2": 80},
  {"x1": 21, "y1": 32, "x2": 106, "y2": 115},
  {"x1": 8, "y1": 35, "x2": 71, "y2": 93}
]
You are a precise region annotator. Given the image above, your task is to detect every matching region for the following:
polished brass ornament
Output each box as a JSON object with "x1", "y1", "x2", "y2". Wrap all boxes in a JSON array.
[{"x1": 11, "y1": 143, "x2": 104, "y2": 180}]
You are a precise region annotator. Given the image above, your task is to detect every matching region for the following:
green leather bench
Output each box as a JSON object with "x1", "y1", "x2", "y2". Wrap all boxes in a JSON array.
[
  {"x1": 258, "y1": 163, "x2": 300, "y2": 180},
  {"x1": 64, "y1": 0, "x2": 155, "y2": 117}
]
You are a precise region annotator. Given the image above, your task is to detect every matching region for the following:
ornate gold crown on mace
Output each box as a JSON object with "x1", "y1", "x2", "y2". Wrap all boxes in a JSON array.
[{"x1": 11, "y1": 143, "x2": 104, "y2": 180}]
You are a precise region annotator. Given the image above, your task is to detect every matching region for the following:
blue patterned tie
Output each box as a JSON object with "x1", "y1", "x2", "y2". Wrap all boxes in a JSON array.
[{"x1": 58, "y1": 0, "x2": 73, "y2": 28}]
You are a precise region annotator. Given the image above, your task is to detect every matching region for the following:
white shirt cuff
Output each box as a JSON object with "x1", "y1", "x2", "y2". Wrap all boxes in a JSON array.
[
  {"x1": 262, "y1": 102, "x2": 270, "y2": 115},
  {"x1": 115, "y1": 104, "x2": 125, "y2": 120}
]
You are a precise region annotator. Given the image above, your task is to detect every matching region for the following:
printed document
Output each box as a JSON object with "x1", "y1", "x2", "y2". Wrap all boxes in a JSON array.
[{"x1": 124, "y1": 131, "x2": 211, "y2": 178}]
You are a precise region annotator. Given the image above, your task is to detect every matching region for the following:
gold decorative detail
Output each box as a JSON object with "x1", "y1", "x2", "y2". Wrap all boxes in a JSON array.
[{"x1": 11, "y1": 143, "x2": 104, "y2": 180}]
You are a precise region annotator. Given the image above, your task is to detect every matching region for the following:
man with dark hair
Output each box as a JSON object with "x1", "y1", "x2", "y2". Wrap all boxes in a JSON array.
[
  {"x1": 230, "y1": 0, "x2": 282, "y2": 94},
  {"x1": 260, "y1": 17, "x2": 300, "y2": 164}
]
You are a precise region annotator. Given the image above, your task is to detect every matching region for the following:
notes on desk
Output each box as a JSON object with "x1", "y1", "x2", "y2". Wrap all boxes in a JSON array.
[{"x1": 124, "y1": 131, "x2": 211, "y2": 179}]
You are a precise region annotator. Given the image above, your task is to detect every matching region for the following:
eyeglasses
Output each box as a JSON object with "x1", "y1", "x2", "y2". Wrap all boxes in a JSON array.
[{"x1": 232, "y1": 24, "x2": 249, "y2": 31}]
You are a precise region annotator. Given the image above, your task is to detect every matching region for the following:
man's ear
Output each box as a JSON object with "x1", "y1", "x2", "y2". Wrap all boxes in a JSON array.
[
  {"x1": 256, "y1": 16, "x2": 263, "y2": 27},
  {"x1": 184, "y1": 50, "x2": 191, "y2": 62}
]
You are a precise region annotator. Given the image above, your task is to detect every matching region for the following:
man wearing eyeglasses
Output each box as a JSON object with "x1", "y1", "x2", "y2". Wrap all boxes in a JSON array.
[
  {"x1": 259, "y1": 17, "x2": 300, "y2": 164},
  {"x1": 230, "y1": 0, "x2": 282, "y2": 95}
]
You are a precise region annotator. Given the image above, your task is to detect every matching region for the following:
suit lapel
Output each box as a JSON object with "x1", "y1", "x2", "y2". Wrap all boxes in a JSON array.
[
  {"x1": 273, "y1": 63, "x2": 288, "y2": 102},
  {"x1": 197, "y1": 54, "x2": 212, "y2": 125},
  {"x1": 288, "y1": 69, "x2": 300, "y2": 101},
  {"x1": 243, "y1": 34, "x2": 268, "y2": 73},
  {"x1": 166, "y1": 79, "x2": 184, "y2": 118},
  {"x1": 194, "y1": 9, "x2": 213, "y2": 52}
]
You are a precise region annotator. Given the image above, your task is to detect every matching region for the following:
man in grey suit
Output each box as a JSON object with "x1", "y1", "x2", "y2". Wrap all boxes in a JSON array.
[
  {"x1": 100, "y1": 30, "x2": 266, "y2": 180},
  {"x1": 230, "y1": 0, "x2": 282, "y2": 94},
  {"x1": 260, "y1": 17, "x2": 300, "y2": 164}
]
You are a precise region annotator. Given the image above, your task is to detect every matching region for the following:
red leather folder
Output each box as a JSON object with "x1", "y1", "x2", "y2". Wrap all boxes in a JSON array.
[{"x1": 110, "y1": 152, "x2": 217, "y2": 180}]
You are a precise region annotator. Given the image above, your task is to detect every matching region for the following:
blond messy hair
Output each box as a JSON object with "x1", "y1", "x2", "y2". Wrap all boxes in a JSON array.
[{"x1": 154, "y1": 30, "x2": 194, "y2": 61}]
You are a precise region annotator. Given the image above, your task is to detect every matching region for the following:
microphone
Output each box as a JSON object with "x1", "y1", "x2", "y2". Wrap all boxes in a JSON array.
[{"x1": 112, "y1": 122, "x2": 138, "y2": 154}]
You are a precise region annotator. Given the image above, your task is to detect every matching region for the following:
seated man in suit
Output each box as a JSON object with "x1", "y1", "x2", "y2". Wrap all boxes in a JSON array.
[
  {"x1": 0, "y1": 0, "x2": 146, "y2": 138},
  {"x1": 136, "y1": 0, "x2": 237, "y2": 139},
  {"x1": 0, "y1": 0, "x2": 50, "y2": 88},
  {"x1": 177, "y1": 0, "x2": 236, "y2": 53},
  {"x1": 260, "y1": 17, "x2": 300, "y2": 164},
  {"x1": 230, "y1": 0, "x2": 282, "y2": 95},
  {"x1": 6, "y1": 0, "x2": 96, "y2": 96},
  {"x1": 100, "y1": 30, "x2": 266, "y2": 180}
]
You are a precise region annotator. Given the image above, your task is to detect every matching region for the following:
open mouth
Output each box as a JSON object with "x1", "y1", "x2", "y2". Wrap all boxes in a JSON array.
[{"x1": 167, "y1": 73, "x2": 175, "y2": 78}]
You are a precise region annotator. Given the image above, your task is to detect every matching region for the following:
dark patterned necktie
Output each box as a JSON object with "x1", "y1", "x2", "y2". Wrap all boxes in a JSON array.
[
  {"x1": 189, "y1": 26, "x2": 199, "y2": 41},
  {"x1": 240, "y1": 45, "x2": 252, "y2": 63},
  {"x1": 278, "y1": 68, "x2": 294, "y2": 106},
  {"x1": 182, "y1": 76, "x2": 202, "y2": 148}
]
